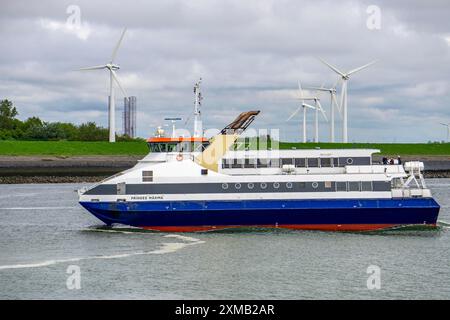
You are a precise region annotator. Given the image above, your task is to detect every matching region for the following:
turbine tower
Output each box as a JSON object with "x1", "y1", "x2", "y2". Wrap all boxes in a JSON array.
[
  {"x1": 439, "y1": 123, "x2": 450, "y2": 142},
  {"x1": 79, "y1": 28, "x2": 128, "y2": 142},
  {"x1": 307, "y1": 83, "x2": 341, "y2": 142},
  {"x1": 318, "y1": 58, "x2": 376, "y2": 143},
  {"x1": 287, "y1": 82, "x2": 327, "y2": 143}
]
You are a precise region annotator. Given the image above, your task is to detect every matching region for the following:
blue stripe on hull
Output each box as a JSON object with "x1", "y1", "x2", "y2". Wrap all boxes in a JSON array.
[{"x1": 79, "y1": 198, "x2": 440, "y2": 229}]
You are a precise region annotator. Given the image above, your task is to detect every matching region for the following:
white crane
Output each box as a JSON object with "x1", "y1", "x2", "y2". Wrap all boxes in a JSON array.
[
  {"x1": 306, "y1": 83, "x2": 341, "y2": 143},
  {"x1": 287, "y1": 82, "x2": 328, "y2": 143},
  {"x1": 439, "y1": 123, "x2": 450, "y2": 142},
  {"x1": 79, "y1": 28, "x2": 128, "y2": 142},
  {"x1": 318, "y1": 58, "x2": 376, "y2": 143}
]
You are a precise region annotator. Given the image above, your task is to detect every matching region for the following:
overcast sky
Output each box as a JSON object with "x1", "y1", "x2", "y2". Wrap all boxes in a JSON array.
[{"x1": 0, "y1": 0, "x2": 449, "y2": 142}]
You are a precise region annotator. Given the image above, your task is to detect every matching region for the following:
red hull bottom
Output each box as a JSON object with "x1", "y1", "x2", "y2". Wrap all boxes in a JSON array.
[{"x1": 142, "y1": 223, "x2": 437, "y2": 233}]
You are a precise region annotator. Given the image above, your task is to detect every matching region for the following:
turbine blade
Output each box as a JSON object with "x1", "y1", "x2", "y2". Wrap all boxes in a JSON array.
[
  {"x1": 303, "y1": 103, "x2": 316, "y2": 110},
  {"x1": 305, "y1": 86, "x2": 330, "y2": 92},
  {"x1": 316, "y1": 100, "x2": 328, "y2": 122},
  {"x1": 111, "y1": 28, "x2": 127, "y2": 63},
  {"x1": 318, "y1": 58, "x2": 345, "y2": 77},
  {"x1": 297, "y1": 80, "x2": 304, "y2": 102},
  {"x1": 111, "y1": 70, "x2": 127, "y2": 96},
  {"x1": 313, "y1": 90, "x2": 323, "y2": 100},
  {"x1": 332, "y1": 78, "x2": 340, "y2": 89},
  {"x1": 347, "y1": 60, "x2": 377, "y2": 76},
  {"x1": 297, "y1": 80, "x2": 303, "y2": 93},
  {"x1": 287, "y1": 107, "x2": 301, "y2": 121},
  {"x1": 332, "y1": 92, "x2": 342, "y2": 116},
  {"x1": 78, "y1": 65, "x2": 107, "y2": 71}
]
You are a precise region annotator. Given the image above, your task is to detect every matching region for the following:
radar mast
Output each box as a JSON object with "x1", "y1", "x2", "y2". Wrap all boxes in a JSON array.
[{"x1": 193, "y1": 78, "x2": 203, "y2": 138}]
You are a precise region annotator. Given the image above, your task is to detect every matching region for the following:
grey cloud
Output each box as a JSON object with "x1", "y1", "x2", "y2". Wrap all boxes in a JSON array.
[{"x1": 0, "y1": 0, "x2": 449, "y2": 142}]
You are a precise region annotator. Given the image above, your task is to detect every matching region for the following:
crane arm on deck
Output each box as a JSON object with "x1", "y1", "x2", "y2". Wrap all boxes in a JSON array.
[{"x1": 196, "y1": 111, "x2": 260, "y2": 172}]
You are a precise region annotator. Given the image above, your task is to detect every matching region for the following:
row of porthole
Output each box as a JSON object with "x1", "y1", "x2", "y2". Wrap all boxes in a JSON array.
[{"x1": 221, "y1": 182, "x2": 316, "y2": 190}]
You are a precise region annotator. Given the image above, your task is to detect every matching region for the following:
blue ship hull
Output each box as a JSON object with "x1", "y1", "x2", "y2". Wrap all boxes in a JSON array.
[{"x1": 79, "y1": 198, "x2": 440, "y2": 232}]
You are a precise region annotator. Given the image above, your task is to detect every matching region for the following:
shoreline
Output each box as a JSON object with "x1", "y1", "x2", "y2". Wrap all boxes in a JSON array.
[
  {"x1": 1, "y1": 172, "x2": 449, "y2": 184},
  {"x1": 0, "y1": 155, "x2": 449, "y2": 183}
]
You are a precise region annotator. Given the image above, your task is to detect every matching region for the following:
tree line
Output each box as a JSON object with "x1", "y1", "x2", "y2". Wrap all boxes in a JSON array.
[{"x1": 0, "y1": 99, "x2": 143, "y2": 141}]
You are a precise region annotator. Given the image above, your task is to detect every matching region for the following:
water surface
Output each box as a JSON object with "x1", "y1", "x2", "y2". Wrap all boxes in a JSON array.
[{"x1": 0, "y1": 180, "x2": 449, "y2": 299}]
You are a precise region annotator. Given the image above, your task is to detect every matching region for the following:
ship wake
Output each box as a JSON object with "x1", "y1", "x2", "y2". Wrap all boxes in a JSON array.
[{"x1": 0, "y1": 234, "x2": 204, "y2": 271}]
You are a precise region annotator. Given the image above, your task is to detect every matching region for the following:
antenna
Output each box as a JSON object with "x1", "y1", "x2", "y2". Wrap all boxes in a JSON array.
[
  {"x1": 164, "y1": 117, "x2": 182, "y2": 138},
  {"x1": 193, "y1": 78, "x2": 203, "y2": 138}
]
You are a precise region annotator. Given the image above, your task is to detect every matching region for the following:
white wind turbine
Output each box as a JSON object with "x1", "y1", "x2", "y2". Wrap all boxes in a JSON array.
[
  {"x1": 287, "y1": 82, "x2": 328, "y2": 143},
  {"x1": 439, "y1": 123, "x2": 450, "y2": 142},
  {"x1": 306, "y1": 82, "x2": 341, "y2": 142},
  {"x1": 79, "y1": 28, "x2": 128, "y2": 142},
  {"x1": 318, "y1": 58, "x2": 377, "y2": 143}
]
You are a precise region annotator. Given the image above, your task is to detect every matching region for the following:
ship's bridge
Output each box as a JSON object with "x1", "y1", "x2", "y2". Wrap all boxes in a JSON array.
[{"x1": 146, "y1": 137, "x2": 209, "y2": 153}]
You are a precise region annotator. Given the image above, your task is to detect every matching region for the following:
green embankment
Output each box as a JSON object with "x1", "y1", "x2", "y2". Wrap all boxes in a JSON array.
[
  {"x1": 0, "y1": 141, "x2": 149, "y2": 156},
  {"x1": 0, "y1": 140, "x2": 449, "y2": 156}
]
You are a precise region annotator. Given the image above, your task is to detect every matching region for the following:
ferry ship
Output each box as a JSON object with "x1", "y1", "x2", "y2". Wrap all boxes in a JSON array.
[{"x1": 78, "y1": 111, "x2": 440, "y2": 232}]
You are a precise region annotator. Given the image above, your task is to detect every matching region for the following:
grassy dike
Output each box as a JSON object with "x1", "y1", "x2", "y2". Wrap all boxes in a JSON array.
[
  {"x1": 0, "y1": 140, "x2": 449, "y2": 156},
  {"x1": 0, "y1": 140, "x2": 149, "y2": 156}
]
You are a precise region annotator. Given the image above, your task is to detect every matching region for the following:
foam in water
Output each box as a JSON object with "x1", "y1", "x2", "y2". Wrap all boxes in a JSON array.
[
  {"x1": 164, "y1": 234, "x2": 202, "y2": 242},
  {"x1": 0, "y1": 234, "x2": 204, "y2": 271}
]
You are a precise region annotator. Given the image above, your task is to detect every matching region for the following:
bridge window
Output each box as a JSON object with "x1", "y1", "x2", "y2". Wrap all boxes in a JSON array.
[
  {"x1": 320, "y1": 158, "x2": 332, "y2": 167},
  {"x1": 257, "y1": 158, "x2": 269, "y2": 168},
  {"x1": 222, "y1": 160, "x2": 231, "y2": 169},
  {"x1": 295, "y1": 158, "x2": 306, "y2": 167},
  {"x1": 307, "y1": 158, "x2": 319, "y2": 168},
  {"x1": 116, "y1": 182, "x2": 126, "y2": 195},
  {"x1": 270, "y1": 158, "x2": 280, "y2": 167},
  {"x1": 231, "y1": 159, "x2": 243, "y2": 168},
  {"x1": 336, "y1": 182, "x2": 347, "y2": 192},
  {"x1": 348, "y1": 181, "x2": 360, "y2": 191},
  {"x1": 361, "y1": 181, "x2": 373, "y2": 191},
  {"x1": 333, "y1": 158, "x2": 339, "y2": 167},
  {"x1": 281, "y1": 158, "x2": 294, "y2": 166},
  {"x1": 244, "y1": 158, "x2": 256, "y2": 168},
  {"x1": 142, "y1": 170, "x2": 153, "y2": 182},
  {"x1": 150, "y1": 142, "x2": 177, "y2": 153},
  {"x1": 176, "y1": 142, "x2": 191, "y2": 153}
]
